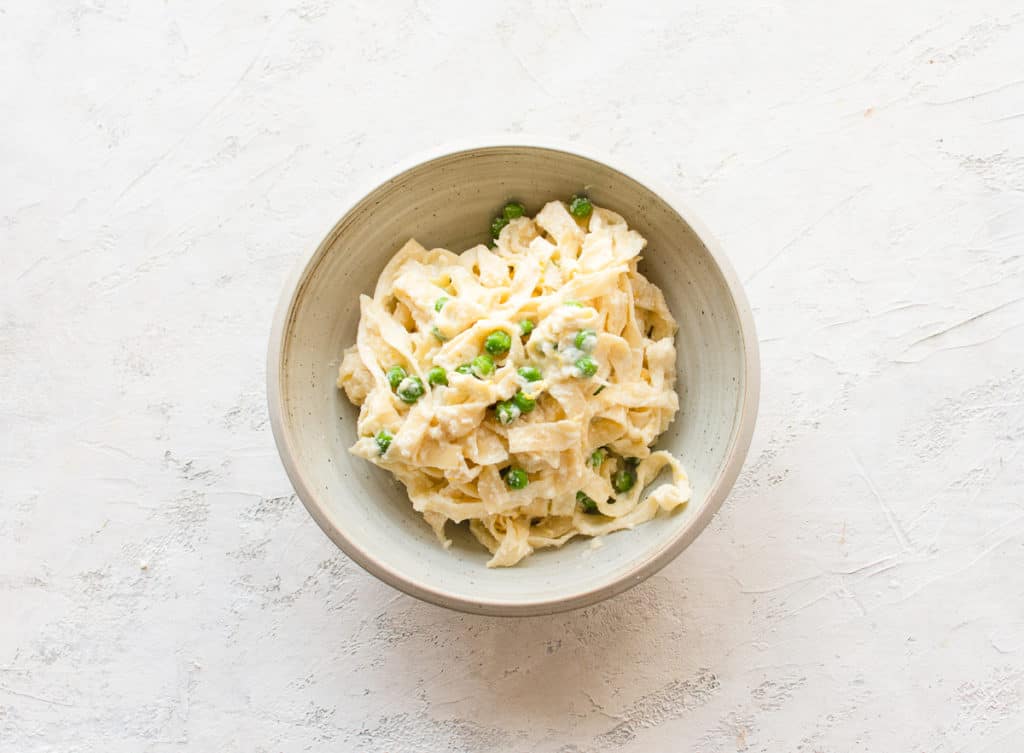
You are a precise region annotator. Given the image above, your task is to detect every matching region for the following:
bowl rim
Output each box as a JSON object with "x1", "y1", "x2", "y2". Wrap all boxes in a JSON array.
[{"x1": 267, "y1": 139, "x2": 760, "y2": 616}]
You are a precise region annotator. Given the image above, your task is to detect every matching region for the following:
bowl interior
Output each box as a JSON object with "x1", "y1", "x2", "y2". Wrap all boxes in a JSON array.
[{"x1": 273, "y1": 146, "x2": 754, "y2": 614}]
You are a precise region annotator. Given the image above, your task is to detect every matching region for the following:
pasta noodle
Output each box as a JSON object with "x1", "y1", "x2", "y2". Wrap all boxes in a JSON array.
[{"x1": 337, "y1": 200, "x2": 691, "y2": 567}]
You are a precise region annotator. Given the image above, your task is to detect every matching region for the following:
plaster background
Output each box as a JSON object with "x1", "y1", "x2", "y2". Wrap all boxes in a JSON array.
[{"x1": 3, "y1": 1, "x2": 1023, "y2": 751}]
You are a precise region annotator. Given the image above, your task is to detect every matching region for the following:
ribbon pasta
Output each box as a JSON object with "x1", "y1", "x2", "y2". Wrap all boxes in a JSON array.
[{"x1": 338, "y1": 201, "x2": 691, "y2": 567}]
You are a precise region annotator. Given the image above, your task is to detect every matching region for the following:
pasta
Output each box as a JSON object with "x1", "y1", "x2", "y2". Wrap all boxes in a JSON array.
[{"x1": 337, "y1": 199, "x2": 691, "y2": 567}]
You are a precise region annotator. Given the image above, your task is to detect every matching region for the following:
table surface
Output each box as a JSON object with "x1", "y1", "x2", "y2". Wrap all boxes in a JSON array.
[{"x1": 4, "y1": 2, "x2": 1024, "y2": 751}]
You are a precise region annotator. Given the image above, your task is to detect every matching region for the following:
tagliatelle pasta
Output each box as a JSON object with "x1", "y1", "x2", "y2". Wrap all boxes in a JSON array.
[{"x1": 337, "y1": 199, "x2": 691, "y2": 567}]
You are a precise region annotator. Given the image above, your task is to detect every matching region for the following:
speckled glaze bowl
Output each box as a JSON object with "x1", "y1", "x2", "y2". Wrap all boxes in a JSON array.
[{"x1": 268, "y1": 143, "x2": 759, "y2": 616}]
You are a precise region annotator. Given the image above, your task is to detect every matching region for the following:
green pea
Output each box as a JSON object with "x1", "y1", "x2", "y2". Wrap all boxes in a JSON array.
[
  {"x1": 490, "y1": 216, "x2": 509, "y2": 239},
  {"x1": 589, "y1": 448, "x2": 606, "y2": 468},
  {"x1": 396, "y1": 376, "x2": 425, "y2": 404},
  {"x1": 505, "y1": 467, "x2": 528, "y2": 490},
  {"x1": 427, "y1": 366, "x2": 448, "y2": 387},
  {"x1": 386, "y1": 365, "x2": 407, "y2": 390},
  {"x1": 455, "y1": 364, "x2": 473, "y2": 375},
  {"x1": 574, "y1": 356, "x2": 598, "y2": 378},
  {"x1": 517, "y1": 365, "x2": 542, "y2": 382},
  {"x1": 569, "y1": 194, "x2": 593, "y2": 218},
  {"x1": 471, "y1": 353, "x2": 494, "y2": 378},
  {"x1": 375, "y1": 429, "x2": 393, "y2": 455},
  {"x1": 564, "y1": 299, "x2": 583, "y2": 307},
  {"x1": 519, "y1": 319, "x2": 535, "y2": 337},
  {"x1": 513, "y1": 390, "x2": 536, "y2": 413},
  {"x1": 495, "y1": 400, "x2": 521, "y2": 425},
  {"x1": 484, "y1": 330, "x2": 512, "y2": 355},
  {"x1": 574, "y1": 329, "x2": 597, "y2": 351},
  {"x1": 434, "y1": 296, "x2": 449, "y2": 312},
  {"x1": 576, "y1": 491, "x2": 599, "y2": 514},
  {"x1": 612, "y1": 468, "x2": 636, "y2": 493},
  {"x1": 503, "y1": 202, "x2": 525, "y2": 220},
  {"x1": 431, "y1": 325, "x2": 447, "y2": 342}
]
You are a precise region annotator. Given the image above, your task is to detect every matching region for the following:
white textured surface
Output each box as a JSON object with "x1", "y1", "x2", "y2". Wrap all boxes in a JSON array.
[{"x1": 3, "y1": 1, "x2": 1023, "y2": 751}]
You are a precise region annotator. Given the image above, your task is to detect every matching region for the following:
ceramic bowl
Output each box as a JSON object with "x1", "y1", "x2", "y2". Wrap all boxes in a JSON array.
[{"x1": 267, "y1": 143, "x2": 759, "y2": 616}]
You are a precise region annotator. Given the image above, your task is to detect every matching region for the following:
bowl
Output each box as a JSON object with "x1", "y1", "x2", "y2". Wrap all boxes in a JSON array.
[{"x1": 267, "y1": 143, "x2": 759, "y2": 616}]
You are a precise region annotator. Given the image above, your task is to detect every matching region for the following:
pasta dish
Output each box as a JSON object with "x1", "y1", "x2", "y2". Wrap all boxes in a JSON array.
[{"x1": 337, "y1": 197, "x2": 691, "y2": 567}]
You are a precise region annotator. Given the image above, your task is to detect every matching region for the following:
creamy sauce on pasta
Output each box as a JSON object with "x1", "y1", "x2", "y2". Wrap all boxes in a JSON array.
[{"x1": 337, "y1": 200, "x2": 691, "y2": 567}]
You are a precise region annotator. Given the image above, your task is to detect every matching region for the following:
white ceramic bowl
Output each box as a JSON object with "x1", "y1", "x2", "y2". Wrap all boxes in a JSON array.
[{"x1": 268, "y1": 144, "x2": 759, "y2": 616}]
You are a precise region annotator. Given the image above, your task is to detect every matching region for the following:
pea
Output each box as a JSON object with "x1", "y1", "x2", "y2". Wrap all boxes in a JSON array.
[
  {"x1": 519, "y1": 319, "x2": 535, "y2": 337},
  {"x1": 503, "y1": 202, "x2": 525, "y2": 220},
  {"x1": 576, "y1": 491, "x2": 599, "y2": 514},
  {"x1": 612, "y1": 468, "x2": 636, "y2": 493},
  {"x1": 574, "y1": 329, "x2": 597, "y2": 351},
  {"x1": 455, "y1": 363, "x2": 473, "y2": 375},
  {"x1": 517, "y1": 365, "x2": 542, "y2": 382},
  {"x1": 574, "y1": 355, "x2": 598, "y2": 378},
  {"x1": 589, "y1": 448, "x2": 606, "y2": 468},
  {"x1": 513, "y1": 390, "x2": 536, "y2": 413},
  {"x1": 396, "y1": 376, "x2": 425, "y2": 404},
  {"x1": 505, "y1": 467, "x2": 528, "y2": 490},
  {"x1": 490, "y1": 216, "x2": 509, "y2": 239},
  {"x1": 386, "y1": 365, "x2": 407, "y2": 391},
  {"x1": 569, "y1": 194, "x2": 593, "y2": 218},
  {"x1": 484, "y1": 330, "x2": 512, "y2": 355},
  {"x1": 431, "y1": 325, "x2": 447, "y2": 342},
  {"x1": 434, "y1": 296, "x2": 449, "y2": 312},
  {"x1": 375, "y1": 429, "x2": 393, "y2": 455},
  {"x1": 495, "y1": 400, "x2": 521, "y2": 425},
  {"x1": 471, "y1": 353, "x2": 494, "y2": 378},
  {"x1": 427, "y1": 366, "x2": 448, "y2": 387}
]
